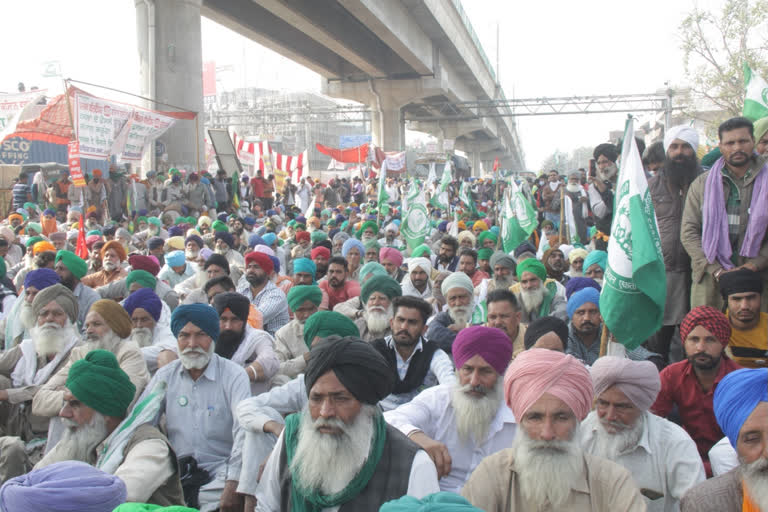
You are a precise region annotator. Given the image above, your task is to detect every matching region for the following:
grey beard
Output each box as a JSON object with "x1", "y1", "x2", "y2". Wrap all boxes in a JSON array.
[
  {"x1": 520, "y1": 286, "x2": 545, "y2": 313},
  {"x1": 180, "y1": 343, "x2": 214, "y2": 370},
  {"x1": 290, "y1": 404, "x2": 377, "y2": 495},
  {"x1": 742, "y1": 457, "x2": 768, "y2": 509},
  {"x1": 37, "y1": 413, "x2": 109, "y2": 468},
  {"x1": 449, "y1": 306, "x2": 472, "y2": 326},
  {"x1": 84, "y1": 330, "x2": 122, "y2": 354},
  {"x1": 31, "y1": 321, "x2": 76, "y2": 358},
  {"x1": 215, "y1": 247, "x2": 229, "y2": 255},
  {"x1": 492, "y1": 275, "x2": 514, "y2": 290},
  {"x1": 566, "y1": 183, "x2": 581, "y2": 194},
  {"x1": 450, "y1": 376, "x2": 504, "y2": 444},
  {"x1": 186, "y1": 249, "x2": 199, "y2": 260},
  {"x1": 597, "y1": 164, "x2": 618, "y2": 182},
  {"x1": 365, "y1": 305, "x2": 392, "y2": 334},
  {"x1": 20, "y1": 301, "x2": 36, "y2": 330},
  {"x1": 102, "y1": 260, "x2": 119, "y2": 272},
  {"x1": 130, "y1": 327, "x2": 154, "y2": 348},
  {"x1": 593, "y1": 414, "x2": 645, "y2": 460}
]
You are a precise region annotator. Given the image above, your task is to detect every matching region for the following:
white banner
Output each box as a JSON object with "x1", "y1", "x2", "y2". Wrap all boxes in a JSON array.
[
  {"x1": 383, "y1": 151, "x2": 406, "y2": 171},
  {"x1": 0, "y1": 90, "x2": 46, "y2": 131}
]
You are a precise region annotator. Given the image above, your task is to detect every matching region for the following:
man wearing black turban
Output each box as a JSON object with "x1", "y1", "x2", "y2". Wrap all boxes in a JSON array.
[
  {"x1": 719, "y1": 268, "x2": 767, "y2": 368},
  {"x1": 523, "y1": 316, "x2": 569, "y2": 352},
  {"x1": 254, "y1": 335, "x2": 439, "y2": 510},
  {"x1": 589, "y1": 142, "x2": 620, "y2": 244}
]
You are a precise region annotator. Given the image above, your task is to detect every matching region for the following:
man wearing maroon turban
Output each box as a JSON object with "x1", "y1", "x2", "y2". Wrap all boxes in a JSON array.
[{"x1": 462, "y1": 349, "x2": 645, "y2": 511}]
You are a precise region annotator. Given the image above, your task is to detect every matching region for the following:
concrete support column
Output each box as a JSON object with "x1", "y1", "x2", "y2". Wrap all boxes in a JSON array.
[
  {"x1": 135, "y1": 0, "x2": 204, "y2": 170},
  {"x1": 370, "y1": 101, "x2": 404, "y2": 151}
]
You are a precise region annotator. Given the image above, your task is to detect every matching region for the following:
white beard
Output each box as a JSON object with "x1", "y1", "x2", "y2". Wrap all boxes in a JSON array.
[
  {"x1": 450, "y1": 376, "x2": 504, "y2": 444},
  {"x1": 83, "y1": 330, "x2": 122, "y2": 354},
  {"x1": 512, "y1": 426, "x2": 583, "y2": 510},
  {"x1": 130, "y1": 327, "x2": 154, "y2": 348},
  {"x1": 38, "y1": 412, "x2": 109, "y2": 468},
  {"x1": 215, "y1": 247, "x2": 229, "y2": 256},
  {"x1": 290, "y1": 404, "x2": 376, "y2": 495},
  {"x1": 365, "y1": 305, "x2": 392, "y2": 335},
  {"x1": 448, "y1": 305, "x2": 472, "y2": 326},
  {"x1": 520, "y1": 286, "x2": 545, "y2": 313},
  {"x1": 179, "y1": 343, "x2": 214, "y2": 370},
  {"x1": 31, "y1": 321, "x2": 76, "y2": 358},
  {"x1": 492, "y1": 275, "x2": 514, "y2": 290},
  {"x1": 597, "y1": 163, "x2": 618, "y2": 182},
  {"x1": 194, "y1": 269, "x2": 209, "y2": 288},
  {"x1": 592, "y1": 414, "x2": 645, "y2": 460},
  {"x1": 742, "y1": 457, "x2": 768, "y2": 510},
  {"x1": 20, "y1": 301, "x2": 36, "y2": 330},
  {"x1": 593, "y1": 277, "x2": 604, "y2": 286},
  {"x1": 186, "y1": 249, "x2": 199, "y2": 260},
  {"x1": 361, "y1": 234, "x2": 375, "y2": 243},
  {"x1": 569, "y1": 269, "x2": 583, "y2": 278},
  {"x1": 102, "y1": 260, "x2": 119, "y2": 272},
  {"x1": 566, "y1": 183, "x2": 581, "y2": 194}
]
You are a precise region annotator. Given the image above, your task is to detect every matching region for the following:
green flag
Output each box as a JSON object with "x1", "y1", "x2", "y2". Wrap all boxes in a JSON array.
[
  {"x1": 601, "y1": 119, "x2": 666, "y2": 350},
  {"x1": 501, "y1": 179, "x2": 536, "y2": 253},
  {"x1": 743, "y1": 63, "x2": 768, "y2": 121},
  {"x1": 429, "y1": 159, "x2": 452, "y2": 211},
  {"x1": 377, "y1": 159, "x2": 389, "y2": 216},
  {"x1": 401, "y1": 180, "x2": 430, "y2": 251},
  {"x1": 459, "y1": 180, "x2": 478, "y2": 217}
]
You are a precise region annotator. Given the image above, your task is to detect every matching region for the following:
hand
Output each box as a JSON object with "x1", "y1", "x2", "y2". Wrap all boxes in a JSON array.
[
  {"x1": 448, "y1": 323, "x2": 464, "y2": 333},
  {"x1": 263, "y1": 420, "x2": 284, "y2": 437},
  {"x1": 219, "y1": 480, "x2": 244, "y2": 512},
  {"x1": 739, "y1": 263, "x2": 759, "y2": 272},
  {"x1": 410, "y1": 432, "x2": 452, "y2": 478},
  {"x1": 0, "y1": 390, "x2": 8, "y2": 401},
  {"x1": 244, "y1": 494, "x2": 257, "y2": 511},
  {"x1": 579, "y1": 195, "x2": 588, "y2": 203},
  {"x1": 303, "y1": 351, "x2": 311, "y2": 362}
]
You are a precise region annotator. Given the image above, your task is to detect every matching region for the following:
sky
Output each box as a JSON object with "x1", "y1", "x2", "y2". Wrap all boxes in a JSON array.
[{"x1": 2, "y1": 0, "x2": 727, "y2": 169}]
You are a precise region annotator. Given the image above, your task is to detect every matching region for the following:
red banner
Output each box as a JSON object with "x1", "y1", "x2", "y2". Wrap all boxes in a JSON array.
[
  {"x1": 315, "y1": 142, "x2": 369, "y2": 163},
  {"x1": 67, "y1": 141, "x2": 86, "y2": 186},
  {"x1": 75, "y1": 214, "x2": 88, "y2": 259}
]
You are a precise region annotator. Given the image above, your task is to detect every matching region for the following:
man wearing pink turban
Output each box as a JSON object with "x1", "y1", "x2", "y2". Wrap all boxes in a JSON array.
[
  {"x1": 580, "y1": 357, "x2": 705, "y2": 511},
  {"x1": 462, "y1": 349, "x2": 645, "y2": 511},
  {"x1": 379, "y1": 247, "x2": 405, "y2": 281}
]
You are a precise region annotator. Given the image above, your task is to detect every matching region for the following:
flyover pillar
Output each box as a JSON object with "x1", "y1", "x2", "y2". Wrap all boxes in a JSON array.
[{"x1": 135, "y1": 0, "x2": 204, "y2": 171}]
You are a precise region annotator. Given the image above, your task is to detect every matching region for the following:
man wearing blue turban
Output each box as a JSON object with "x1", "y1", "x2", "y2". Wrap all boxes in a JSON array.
[
  {"x1": 143, "y1": 304, "x2": 252, "y2": 511},
  {"x1": 682, "y1": 368, "x2": 768, "y2": 511}
]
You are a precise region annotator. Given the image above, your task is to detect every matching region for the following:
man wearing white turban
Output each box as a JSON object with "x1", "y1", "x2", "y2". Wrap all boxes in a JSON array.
[
  {"x1": 580, "y1": 356, "x2": 705, "y2": 512},
  {"x1": 400, "y1": 258, "x2": 432, "y2": 300}
]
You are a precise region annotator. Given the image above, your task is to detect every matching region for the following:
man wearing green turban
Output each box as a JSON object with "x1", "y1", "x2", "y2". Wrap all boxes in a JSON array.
[
  {"x1": 356, "y1": 275, "x2": 402, "y2": 341},
  {"x1": 476, "y1": 231, "x2": 498, "y2": 249},
  {"x1": 356, "y1": 220, "x2": 379, "y2": 242},
  {"x1": 303, "y1": 310, "x2": 360, "y2": 347},
  {"x1": 126, "y1": 269, "x2": 158, "y2": 292},
  {"x1": 273, "y1": 285, "x2": 325, "y2": 386},
  {"x1": 364, "y1": 239, "x2": 381, "y2": 263},
  {"x1": 36, "y1": 349, "x2": 184, "y2": 505},
  {"x1": 54, "y1": 250, "x2": 100, "y2": 330},
  {"x1": 510, "y1": 257, "x2": 567, "y2": 323}
]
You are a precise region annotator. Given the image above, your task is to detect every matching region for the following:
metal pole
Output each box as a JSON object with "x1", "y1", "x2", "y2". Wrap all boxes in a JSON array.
[
  {"x1": 195, "y1": 115, "x2": 201, "y2": 172},
  {"x1": 665, "y1": 87, "x2": 673, "y2": 129}
]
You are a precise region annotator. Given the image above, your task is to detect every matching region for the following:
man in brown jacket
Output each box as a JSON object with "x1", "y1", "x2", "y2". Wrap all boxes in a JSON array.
[{"x1": 681, "y1": 117, "x2": 768, "y2": 312}]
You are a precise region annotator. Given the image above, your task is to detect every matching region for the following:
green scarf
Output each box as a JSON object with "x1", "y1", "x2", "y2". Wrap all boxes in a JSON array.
[
  {"x1": 538, "y1": 281, "x2": 558, "y2": 318},
  {"x1": 284, "y1": 411, "x2": 387, "y2": 512}
]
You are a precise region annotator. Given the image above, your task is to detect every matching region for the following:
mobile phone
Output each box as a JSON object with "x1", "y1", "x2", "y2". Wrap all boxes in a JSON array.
[{"x1": 588, "y1": 159, "x2": 596, "y2": 178}]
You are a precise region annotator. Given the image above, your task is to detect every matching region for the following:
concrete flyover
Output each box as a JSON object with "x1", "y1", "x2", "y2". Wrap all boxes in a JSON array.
[{"x1": 137, "y1": 0, "x2": 525, "y2": 172}]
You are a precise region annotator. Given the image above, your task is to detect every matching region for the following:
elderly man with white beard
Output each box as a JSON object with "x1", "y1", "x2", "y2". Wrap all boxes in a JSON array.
[
  {"x1": 123, "y1": 288, "x2": 177, "y2": 374},
  {"x1": 462, "y1": 349, "x2": 645, "y2": 511},
  {"x1": 588, "y1": 143, "x2": 620, "y2": 245},
  {"x1": 510, "y1": 258, "x2": 567, "y2": 324},
  {"x1": 3, "y1": 268, "x2": 61, "y2": 348},
  {"x1": 354, "y1": 274, "x2": 402, "y2": 341},
  {"x1": 0, "y1": 283, "x2": 80, "y2": 481},
  {"x1": 400, "y1": 257, "x2": 433, "y2": 301},
  {"x1": 254, "y1": 336, "x2": 439, "y2": 511},
  {"x1": 426, "y1": 272, "x2": 480, "y2": 354},
  {"x1": 213, "y1": 231, "x2": 244, "y2": 284},
  {"x1": 141, "y1": 303, "x2": 250, "y2": 511},
  {"x1": 682, "y1": 368, "x2": 768, "y2": 511},
  {"x1": 272, "y1": 285, "x2": 323, "y2": 386},
  {"x1": 384, "y1": 326, "x2": 517, "y2": 493},
  {"x1": 581, "y1": 356, "x2": 705, "y2": 511}
]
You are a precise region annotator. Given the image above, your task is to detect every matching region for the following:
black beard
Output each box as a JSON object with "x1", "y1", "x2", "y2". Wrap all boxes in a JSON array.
[
  {"x1": 664, "y1": 156, "x2": 698, "y2": 187},
  {"x1": 246, "y1": 273, "x2": 267, "y2": 287},
  {"x1": 61, "y1": 275, "x2": 77, "y2": 291},
  {"x1": 215, "y1": 328, "x2": 246, "y2": 360},
  {"x1": 439, "y1": 253, "x2": 453, "y2": 264}
]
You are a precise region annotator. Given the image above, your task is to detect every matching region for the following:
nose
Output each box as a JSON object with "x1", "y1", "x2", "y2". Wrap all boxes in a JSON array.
[
  {"x1": 319, "y1": 398, "x2": 335, "y2": 419},
  {"x1": 59, "y1": 403, "x2": 72, "y2": 419},
  {"x1": 538, "y1": 417, "x2": 556, "y2": 441},
  {"x1": 604, "y1": 405, "x2": 618, "y2": 422},
  {"x1": 469, "y1": 370, "x2": 481, "y2": 388}
]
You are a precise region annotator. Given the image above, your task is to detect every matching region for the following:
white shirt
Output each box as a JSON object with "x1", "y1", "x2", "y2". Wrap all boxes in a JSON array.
[
  {"x1": 383, "y1": 383, "x2": 517, "y2": 493},
  {"x1": 709, "y1": 436, "x2": 739, "y2": 477},
  {"x1": 254, "y1": 430, "x2": 439, "y2": 511},
  {"x1": 580, "y1": 410, "x2": 705, "y2": 512}
]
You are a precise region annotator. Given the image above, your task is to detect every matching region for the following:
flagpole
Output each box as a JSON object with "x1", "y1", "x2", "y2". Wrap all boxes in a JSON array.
[
  {"x1": 598, "y1": 324, "x2": 610, "y2": 357},
  {"x1": 559, "y1": 185, "x2": 565, "y2": 242}
]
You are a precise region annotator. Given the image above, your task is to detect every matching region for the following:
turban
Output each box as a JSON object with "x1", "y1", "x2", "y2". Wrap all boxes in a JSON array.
[
  {"x1": 116, "y1": 228, "x2": 131, "y2": 240},
  {"x1": 411, "y1": 244, "x2": 431, "y2": 258},
  {"x1": 167, "y1": 226, "x2": 183, "y2": 238},
  {"x1": 342, "y1": 238, "x2": 364, "y2": 257},
  {"x1": 407, "y1": 257, "x2": 432, "y2": 274},
  {"x1": 303, "y1": 311, "x2": 360, "y2": 348},
  {"x1": 583, "y1": 250, "x2": 607, "y2": 271},
  {"x1": 43, "y1": 208, "x2": 56, "y2": 217},
  {"x1": 380, "y1": 492, "x2": 483, "y2": 511},
  {"x1": 85, "y1": 234, "x2": 101, "y2": 249},
  {"x1": 7, "y1": 214, "x2": 22, "y2": 224},
  {"x1": 504, "y1": 348, "x2": 594, "y2": 421},
  {"x1": 123, "y1": 288, "x2": 162, "y2": 322},
  {"x1": 32, "y1": 283, "x2": 78, "y2": 324},
  {"x1": 564, "y1": 277, "x2": 601, "y2": 300},
  {"x1": 171, "y1": 303, "x2": 220, "y2": 341},
  {"x1": 719, "y1": 268, "x2": 763, "y2": 298},
  {"x1": 477, "y1": 231, "x2": 498, "y2": 245},
  {"x1": 457, "y1": 231, "x2": 476, "y2": 245},
  {"x1": 147, "y1": 217, "x2": 162, "y2": 227},
  {"x1": 89, "y1": 299, "x2": 132, "y2": 338},
  {"x1": 67, "y1": 349, "x2": 136, "y2": 417},
  {"x1": 129, "y1": 254, "x2": 160, "y2": 276},
  {"x1": 310, "y1": 246, "x2": 331, "y2": 261},
  {"x1": 205, "y1": 253, "x2": 230, "y2": 274},
  {"x1": 384, "y1": 222, "x2": 398, "y2": 233},
  {"x1": 24, "y1": 268, "x2": 60, "y2": 291},
  {"x1": 25, "y1": 236, "x2": 44, "y2": 248},
  {"x1": 126, "y1": 269, "x2": 157, "y2": 291},
  {"x1": 663, "y1": 125, "x2": 700, "y2": 153},
  {"x1": 185, "y1": 234, "x2": 204, "y2": 249},
  {"x1": 0, "y1": 461, "x2": 126, "y2": 512},
  {"x1": 477, "y1": 248, "x2": 493, "y2": 261},
  {"x1": 490, "y1": 251, "x2": 515, "y2": 272},
  {"x1": 714, "y1": 368, "x2": 768, "y2": 448},
  {"x1": 262, "y1": 233, "x2": 277, "y2": 247},
  {"x1": 211, "y1": 220, "x2": 228, "y2": 232},
  {"x1": 473, "y1": 220, "x2": 489, "y2": 231},
  {"x1": 333, "y1": 231, "x2": 350, "y2": 244},
  {"x1": 305, "y1": 336, "x2": 392, "y2": 404},
  {"x1": 567, "y1": 287, "x2": 600, "y2": 319},
  {"x1": 453, "y1": 326, "x2": 514, "y2": 375},
  {"x1": 245, "y1": 251, "x2": 274, "y2": 275},
  {"x1": 593, "y1": 143, "x2": 619, "y2": 163},
  {"x1": 292, "y1": 258, "x2": 316, "y2": 279},
  {"x1": 680, "y1": 305, "x2": 731, "y2": 347},
  {"x1": 356, "y1": 220, "x2": 379, "y2": 238},
  {"x1": 213, "y1": 292, "x2": 251, "y2": 323},
  {"x1": 147, "y1": 236, "x2": 165, "y2": 251},
  {"x1": 516, "y1": 258, "x2": 546, "y2": 281},
  {"x1": 295, "y1": 231, "x2": 310, "y2": 244},
  {"x1": 253, "y1": 246, "x2": 276, "y2": 259},
  {"x1": 364, "y1": 239, "x2": 381, "y2": 251},
  {"x1": 523, "y1": 316, "x2": 569, "y2": 350},
  {"x1": 379, "y1": 247, "x2": 403, "y2": 267},
  {"x1": 49, "y1": 231, "x2": 66, "y2": 243},
  {"x1": 361, "y1": 275, "x2": 402, "y2": 305},
  {"x1": 755, "y1": 116, "x2": 768, "y2": 144},
  {"x1": 101, "y1": 240, "x2": 126, "y2": 261},
  {"x1": 441, "y1": 271, "x2": 474, "y2": 296},
  {"x1": 55, "y1": 250, "x2": 88, "y2": 279},
  {"x1": 165, "y1": 250, "x2": 185, "y2": 267},
  {"x1": 32, "y1": 241, "x2": 56, "y2": 255},
  {"x1": 513, "y1": 241, "x2": 537, "y2": 259},
  {"x1": 590, "y1": 356, "x2": 661, "y2": 411},
  {"x1": 308, "y1": 216, "x2": 322, "y2": 229},
  {"x1": 165, "y1": 236, "x2": 185, "y2": 252},
  {"x1": 568, "y1": 247, "x2": 588, "y2": 263},
  {"x1": 359, "y1": 261, "x2": 387, "y2": 282},
  {"x1": 198, "y1": 215, "x2": 211, "y2": 227},
  {"x1": 214, "y1": 231, "x2": 235, "y2": 249},
  {"x1": 310, "y1": 230, "x2": 327, "y2": 244},
  {"x1": 287, "y1": 285, "x2": 323, "y2": 312}
]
